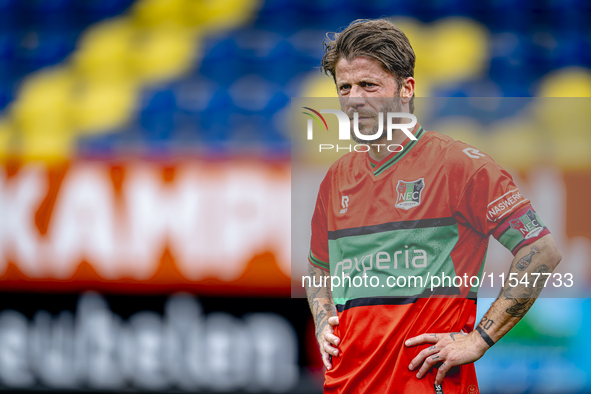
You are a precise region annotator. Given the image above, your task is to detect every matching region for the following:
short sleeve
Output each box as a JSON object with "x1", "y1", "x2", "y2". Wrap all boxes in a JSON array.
[
  {"x1": 447, "y1": 142, "x2": 550, "y2": 255},
  {"x1": 309, "y1": 169, "x2": 331, "y2": 270}
]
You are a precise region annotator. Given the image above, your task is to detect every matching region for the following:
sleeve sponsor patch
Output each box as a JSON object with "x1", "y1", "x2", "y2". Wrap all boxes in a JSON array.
[
  {"x1": 493, "y1": 207, "x2": 550, "y2": 254},
  {"x1": 486, "y1": 189, "x2": 528, "y2": 222}
]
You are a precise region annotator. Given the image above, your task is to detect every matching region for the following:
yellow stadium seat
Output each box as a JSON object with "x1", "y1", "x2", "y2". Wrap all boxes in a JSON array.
[
  {"x1": 129, "y1": 25, "x2": 197, "y2": 84},
  {"x1": 535, "y1": 68, "x2": 591, "y2": 141},
  {"x1": 73, "y1": 18, "x2": 135, "y2": 82},
  {"x1": 300, "y1": 72, "x2": 338, "y2": 98},
  {"x1": 69, "y1": 80, "x2": 137, "y2": 133},
  {"x1": 12, "y1": 68, "x2": 73, "y2": 135},
  {"x1": 133, "y1": 0, "x2": 186, "y2": 28},
  {"x1": 427, "y1": 18, "x2": 488, "y2": 84},
  {"x1": 187, "y1": 0, "x2": 261, "y2": 31},
  {"x1": 0, "y1": 119, "x2": 14, "y2": 158},
  {"x1": 21, "y1": 128, "x2": 74, "y2": 160},
  {"x1": 391, "y1": 17, "x2": 488, "y2": 97},
  {"x1": 538, "y1": 67, "x2": 591, "y2": 97}
]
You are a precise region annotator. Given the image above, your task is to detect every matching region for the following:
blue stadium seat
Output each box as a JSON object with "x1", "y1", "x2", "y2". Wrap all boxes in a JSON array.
[
  {"x1": 488, "y1": 32, "x2": 533, "y2": 95},
  {"x1": 264, "y1": 39, "x2": 297, "y2": 84},
  {"x1": 289, "y1": 29, "x2": 325, "y2": 76},
  {"x1": 19, "y1": 0, "x2": 73, "y2": 27},
  {"x1": 0, "y1": 32, "x2": 16, "y2": 79},
  {"x1": 525, "y1": 30, "x2": 556, "y2": 79},
  {"x1": 233, "y1": 28, "x2": 283, "y2": 77},
  {"x1": 295, "y1": 0, "x2": 355, "y2": 29},
  {"x1": 0, "y1": 0, "x2": 17, "y2": 30},
  {"x1": 0, "y1": 79, "x2": 13, "y2": 111},
  {"x1": 479, "y1": 0, "x2": 533, "y2": 33},
  {"x1": 546, "y1": 0, "x2": 588, "y2": 32},
  {"x1": 431, "y1": 79, "x2": 503, "y2": 98},
  {"x1": 77, "y1": 129, "x2": 133, "y2": 158},
  {"x1": 551, "y1": 32, "x2": 588, "y2": 68},
  {"x1": 254, "y1": 0, "x2": 298, "y2": 34},
  {"x1": 173, "y1": 77, "x2": 233, "y2": 137},
  {"x1": 139, "y1": 87, "x2": 176, "y2": 141},
  {"x1": 199, "y1": 35, "x2": 240, "y2": 88},
  {"x1": 72, "y1": 0, "x2": 135, "y2": 25},
  {"x1": 226, "y1": 74, "x2": 290, "y2": 145},
  {"x1": 422, "y1": 0, "x2": 474, "y2": 19},
  {"x1": 15, "y1": 29, "x2": 76, "y2": 75},
  {"x1": 346, "y1": 0, "x2": 407, "y2": 16}
]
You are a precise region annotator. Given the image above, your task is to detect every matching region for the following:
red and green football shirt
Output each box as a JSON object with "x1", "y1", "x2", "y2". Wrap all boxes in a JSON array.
[{"x1": 308, "y1": 124, "x2": 550, "y2": 394}]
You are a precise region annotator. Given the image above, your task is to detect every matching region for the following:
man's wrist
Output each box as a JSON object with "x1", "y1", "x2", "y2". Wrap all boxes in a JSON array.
[{"x1": 474, "y1": 326, "x2": 495, "y2": 350}]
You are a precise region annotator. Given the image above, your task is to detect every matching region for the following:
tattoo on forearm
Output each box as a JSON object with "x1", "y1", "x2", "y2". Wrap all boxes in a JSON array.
[
  {"x1": 503, "y1": 264, "x2": 549, "y2": 317},
  {"x1": 323, "y1": 303, "x2": 336, "y2": 314},
  {"x1": 515, "y1": 245, "x2": 540, "y2": 270},
  {"x1": 306, "y1": 263, "x2": 335, "y2": 340},
  {"x1": 480, "y1": 316, "x2": 494, "y2": 330}
]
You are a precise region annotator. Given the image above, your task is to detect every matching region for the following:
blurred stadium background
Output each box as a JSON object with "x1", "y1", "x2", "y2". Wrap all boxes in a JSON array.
[{"x1": 0, "y1": 0, "x2": 589, "y2": 392}]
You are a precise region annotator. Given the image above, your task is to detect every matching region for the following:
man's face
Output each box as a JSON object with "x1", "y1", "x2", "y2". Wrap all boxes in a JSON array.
[{"x1": 335, "y1": 56, "x2": 402, "y2": 143}]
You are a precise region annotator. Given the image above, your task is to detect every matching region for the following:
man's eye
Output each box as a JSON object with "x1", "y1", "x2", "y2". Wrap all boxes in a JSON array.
[
  {"x1": 339, "y1": 85, "x2": 350, "y2": 92},
  {"x1": 361, "y1": 82, "x2": 375, "y2": 87}
]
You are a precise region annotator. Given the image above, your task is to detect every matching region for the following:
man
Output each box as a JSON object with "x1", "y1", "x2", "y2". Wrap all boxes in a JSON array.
[{"x1": 305, "y1": 19, "x2": 562, "y2": 393}]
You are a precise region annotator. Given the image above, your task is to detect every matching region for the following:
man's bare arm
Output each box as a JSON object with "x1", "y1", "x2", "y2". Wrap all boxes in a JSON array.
[
  {"x1": 474, "y1": 234, "x2": 562, "y2": 347},
  {"x1": 306, "y1": 262, "x2": 340, "y2": 369},
  {"x1": 407, "y1": 234, "x2": 562, "y2": 385}
]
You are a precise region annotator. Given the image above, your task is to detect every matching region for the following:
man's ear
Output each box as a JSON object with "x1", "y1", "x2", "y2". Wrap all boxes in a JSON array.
[{"x1": 400, "y1": 77, "x2": 415, "y2": 106}]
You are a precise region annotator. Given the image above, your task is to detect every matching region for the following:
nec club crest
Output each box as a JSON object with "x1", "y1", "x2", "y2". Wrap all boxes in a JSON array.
[
  {"x1": 395, "y1": 178, "x2": 425, "y2": 210},
  {"x1": 510, "y1": 209, "x2": 544, "y2": 239}
]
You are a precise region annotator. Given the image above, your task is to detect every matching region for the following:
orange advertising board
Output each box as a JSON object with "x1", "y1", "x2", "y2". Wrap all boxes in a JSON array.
[{"x1": 0, "y1": 159, "x2": 292, "y2": 295}]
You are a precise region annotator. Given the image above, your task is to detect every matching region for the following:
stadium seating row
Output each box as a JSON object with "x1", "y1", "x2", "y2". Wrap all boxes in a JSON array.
[{"x1": 0, "y1": 0, "x2": 590, "y2": 157}]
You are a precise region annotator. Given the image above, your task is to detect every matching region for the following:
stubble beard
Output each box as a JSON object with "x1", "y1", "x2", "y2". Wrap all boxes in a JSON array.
[{"x1": 350, "y1": 98, "x2": 404, "y2": 144}]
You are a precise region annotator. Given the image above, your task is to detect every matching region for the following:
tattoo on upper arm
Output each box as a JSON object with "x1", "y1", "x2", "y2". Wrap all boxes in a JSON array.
[{"x1": 515, "y1": 245, "x2": 540, "y2": 270}]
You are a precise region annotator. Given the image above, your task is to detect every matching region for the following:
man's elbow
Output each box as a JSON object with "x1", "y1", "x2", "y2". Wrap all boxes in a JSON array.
[{"x1": 546, "y1": 242, "x2": 562, "y2": 269}]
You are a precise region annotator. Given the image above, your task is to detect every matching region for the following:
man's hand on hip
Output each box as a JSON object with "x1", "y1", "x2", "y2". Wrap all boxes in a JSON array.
[
  {"x1": 405, "y1": 331, "x2": 489, "y2": 385},
  {"x1": 317, "y1": 316, "x2": 341, "y2": 370}
]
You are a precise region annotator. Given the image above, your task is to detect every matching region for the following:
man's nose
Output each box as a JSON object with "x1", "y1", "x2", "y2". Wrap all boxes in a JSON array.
[{"x1": 347, "y1": 85, "x2": 366, "y2": 109}]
